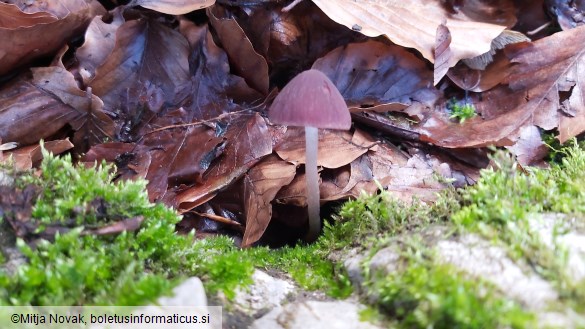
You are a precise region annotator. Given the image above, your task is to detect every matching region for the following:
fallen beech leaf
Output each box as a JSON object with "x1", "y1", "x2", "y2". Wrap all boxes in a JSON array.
[
  {"x1": 130, "y1": 24, "x2": 267, "y2": 202},
  {"x1": 311, "y1": 0, "x2": 514, "y2": 66},
  {"x1": 175, "y1": 114, "x2": 273, "y2": 211},
  {"x1": 177, "y1": 20, "x2": 264, "y2": 108},
  {"x1": 75, "y1": 11, "x2": 125, "y2": 85},
  {"x1": 0, "y1": 1, "x2": 105, "y2": 75},
  {"x1": 275, "y1": 127, "x2": 376, "y2": 168},
  {"x1": 0, "y1": 3, "x2": 57, "y2": 28},
  {"x1": 506, "y1": 126, "x2": 548, "y2": 166},
  {"x1": 378, "y1": 25, "x2": 585, "y2": 149},
  {"x1": 0, "y1": 77, "x2": 79, "y2": 145},
  {"x1": 274, "y1": 172, "x2": 312, "y2": 208},
  {"x1": 545, "y1": 0, "x2": 585, "y2": 30},
  {"x1": 142, "y1": 123, "x2": 224, "y2": 202},
  {"x1": 32, "y1": 67, "x2": 115, "y2": 151},
  {"x1": 89, "y1": 17, "x2": 191, "y2": 138},
  {"x1": 242, "y1": 155, "x2": 296, "y2": 247},
  {"x1": 133, "y1": 0, "x2": 215, "y2": 15},
  {"x1": 81, "y1": 142, "x2": 152, "y2": 181},
  {"x1": 229, "y1": 0, "x2": 360, "y2": 86},
  {"x1": 434, "y1": 23, "x2": 452, "y2": 85},
  {"x1": 207, "y1": 5, "x2": 269, "y2": 94},
  {"x1": 5, "y1": 139, "x2": 74, "y2": 170},
  {"x1": 447, "y1": 51, "x2": 512, "y2": 92},
  {"x1": 312, "y1": 40, "x2": 439, "y2": 111}
]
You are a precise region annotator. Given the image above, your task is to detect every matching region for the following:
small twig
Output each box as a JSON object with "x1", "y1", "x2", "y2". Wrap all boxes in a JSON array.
[
  {"x1": 191, "y1": 211, "x2": 243, "y2": 227},
  {"x1": 282, "y1": 0, "x2": 303, "y2": 12},
  {"x1": 526, "y1": 22, "x2": 551, "y2": 36},
  {"x1": 142, "y1": 108, "x2": 254, "y2": 137}
]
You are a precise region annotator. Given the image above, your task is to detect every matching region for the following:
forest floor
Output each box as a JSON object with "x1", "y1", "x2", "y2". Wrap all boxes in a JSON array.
[{"x1": 1, "y1": 142, "x2": 585, "y2": 328}]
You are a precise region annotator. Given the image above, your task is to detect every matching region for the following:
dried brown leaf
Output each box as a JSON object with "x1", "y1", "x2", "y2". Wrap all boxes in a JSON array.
[
  {"x1": 32, "y1": 67, "x2": 115, "y2": 150},
  {"x1": 89, "y1": 17, "x2": 191, "y2": 138},
  {"x1": 383, "y1": 26, "x2": 585, "y2": 149},
  {"x1": 75, "y1": 11, "x2": 124, "y2": 85},
  {"x1": 312, "y1": 40, "x2": 439, "y2": 111},
  {"x1": 242, "y1": 155, "x2": 296, "y2": 247},
  {"x1": 434, "y1": 23, "x2": 452, "y2": 85},
  {"x1": 0, "y1": 77, "x2": 77, "y2": 145},
  {"x1": 275, "y1": 128, "x2": 376, "y2": 168},
  {"x1": 3, "y1": 139, "x2": 74, "y2": 170},
  {"x1": 133, "y1": 0, "x2": 215, "y2": 15},
  {"x1": 207, "y1": 5, "x2": 269, "y2": 94},
  {"x1": 0, "y1": 0, "x2": 105, "y2": 75},
  {"x1": 311, "y1": 0, "x2": 514, "y2": 66},
  {"x1": 175, "y1": 114, "x2": 273, "y2": 211}
]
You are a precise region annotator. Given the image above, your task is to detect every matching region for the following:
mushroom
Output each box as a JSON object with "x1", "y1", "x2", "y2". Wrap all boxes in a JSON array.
[{"x1": 269, "y1": 69, "x2": 351, "y2": 242}]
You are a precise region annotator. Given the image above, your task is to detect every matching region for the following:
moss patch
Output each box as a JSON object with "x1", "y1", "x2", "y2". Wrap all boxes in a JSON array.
[
  {"x1": 370, "y1": 255, "x2": 533, "y2": 329},
  {"x1": 451, "y1": 142, "x2": 585, "y2": 311},
  {"x1": 1, "y1": 150, "x2": 198, "y2": 305},
  {"x1": 0, "y1": 149, "x2": 352, "y2": 305}
]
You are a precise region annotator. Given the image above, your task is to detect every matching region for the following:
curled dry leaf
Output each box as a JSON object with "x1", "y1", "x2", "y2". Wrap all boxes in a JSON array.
[
  {"x1": 230, "y1": 0, "x2": 361, "y2": 86},
  {"x1": 506, "y1": 126, "x2": 548, "y2": 166},
  {"x1": 0, "y1": 1, "x2": 105, "y2": 75},
  {"x1": 275, "y1": 127, "x2": 377, "y2": 168},
  {"x1": 2, "y1": 138, "x2": 74, "y2": 170},
  {"x1": 175, "y1": 113, "x2": 273, "y2": 211},
  {"x1": 370, "y1": 25, "x2": 585, "y2": 150},
  {"x1": 312, "y1": 40, "x2": 439, "y2": 112},
  {"x1": 242, "y1": 155, "x2": 296, "y2": 247},
  {"x1": 447, "y1": 51, "x2": 512, "y2": 92},
  {"x1": 311, "y1": 0, "x2": 514, "y2": 67},
  {"x1": 434, "y1": 23, "x2": 452, "y2": 85},
  {"x1": 207, "y1": 5, "x2": 269, "y2": 94},
  {"x1": 133, "y1": 0, "x2": 215, "y2": 15},
  {"x1": 503, "y1": 25, "x2": 585, "y2": 143},
  {"x1": 75, "y1": 10, "x2": 125, "y2": 85},
  {"x1": 32, "y1": 67, "x2": 115, "y2": 151},
  {"x1": 0, "y1": 77, "x2": 77, "y2": 145}
]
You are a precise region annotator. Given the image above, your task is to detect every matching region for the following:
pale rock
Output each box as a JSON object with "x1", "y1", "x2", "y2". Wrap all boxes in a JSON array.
[
  {"x1": 233, "y1": 270, "x2": 294, "y2": 313},
  {"x1": 528, "y1": 213, "x2": 585, "y2": 282},
  {"x1": 250, "y1": 300, "x2": 382, "y2": 329},
  {"x1": 436, "y1": 234, "x2": 558, "y2": 309},
  {"x1": 158, "y1": 277, "x2": 208, "y2": 306}
]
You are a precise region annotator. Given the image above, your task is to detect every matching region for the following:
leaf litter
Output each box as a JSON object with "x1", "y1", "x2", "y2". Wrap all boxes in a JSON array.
[{"x1": 0, "y1": 0, "x2": 583, "y2": 246}]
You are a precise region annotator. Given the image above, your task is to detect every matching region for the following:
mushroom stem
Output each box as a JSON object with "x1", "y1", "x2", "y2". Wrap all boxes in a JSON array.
[{"x1": 304, "y1": 126, "x2": 320, "y2": 242}]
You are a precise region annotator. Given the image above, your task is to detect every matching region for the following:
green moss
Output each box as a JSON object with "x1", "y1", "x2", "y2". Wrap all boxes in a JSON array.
[
  {"x1": 252, "y1": 244, "x2": 353, "y2": 298},
  {"x1": 1, "y1": 150, "x2": 195, "y2": 305},
  {"x1": 0, "y1": 147, "x2": 356, "y2": 305},
  {"x1": 325, "y1": 187, "x2": 459, "y2": 252},
  {"x1": 451, "y1": 141, "x2": 585, "y2": 311},
  {"x1": 370, "y1": 255, "x2": 533, "y2": 329},
  {"x1": 447, "y1": 98, "x2": 476, "y2": 123}
]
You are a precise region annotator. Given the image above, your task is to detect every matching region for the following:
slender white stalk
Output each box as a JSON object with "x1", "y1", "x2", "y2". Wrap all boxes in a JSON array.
[{"x1": 304, "y1": 126, "x2": 320, "y2": 242}]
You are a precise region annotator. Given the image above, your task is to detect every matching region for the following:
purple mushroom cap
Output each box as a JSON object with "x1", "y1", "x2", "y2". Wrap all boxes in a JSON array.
[{"x1": 269, "y1": 69, "x2": 351, "y2": 130}]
